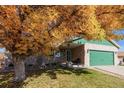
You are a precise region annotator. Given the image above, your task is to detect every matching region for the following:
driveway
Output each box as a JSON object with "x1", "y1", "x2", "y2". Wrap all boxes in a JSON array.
[{"x1": 94, "y1": 66, "x2": 124, "y2": 78}]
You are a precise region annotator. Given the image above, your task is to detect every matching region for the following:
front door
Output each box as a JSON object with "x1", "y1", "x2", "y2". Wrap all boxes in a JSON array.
[{"x1": 67, "y1": 49, "x2": 72, "y2": 61}]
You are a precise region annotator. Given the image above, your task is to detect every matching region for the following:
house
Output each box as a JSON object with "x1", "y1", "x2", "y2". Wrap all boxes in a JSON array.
[
  {"x1": 0, "y1": 53, "x2": 5, "y2": 68},
  {"x1": 59, "y1": 37, "x2": 120, "y2": 67},
  {"x1": 0, "y1": 51, "x2": 13, "y2": 70},
  {"x1": 118, "y1": 52, "x2": 124, "y2": 65}
]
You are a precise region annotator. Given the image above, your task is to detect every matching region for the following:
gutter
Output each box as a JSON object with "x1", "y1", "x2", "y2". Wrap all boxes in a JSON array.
[{"x1": 109, "y1": 39, "x2": 120, "y2": 49}]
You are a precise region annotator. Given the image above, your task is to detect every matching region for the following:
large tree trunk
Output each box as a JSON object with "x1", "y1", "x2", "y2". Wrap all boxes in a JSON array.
[{"x1": 13, "y1": 57, "x2": 26, "y2": 82}]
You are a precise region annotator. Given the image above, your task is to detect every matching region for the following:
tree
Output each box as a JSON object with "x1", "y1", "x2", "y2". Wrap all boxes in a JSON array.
[
  {"x1": 96, "y1": 5, "x2": 124, "y2": 39},
  {"x1": 0, "y1": 5, "x2": 124, "y2": 81},
  {"x1": 0, "y1": 6, "x2": 39, "y2": 81}
]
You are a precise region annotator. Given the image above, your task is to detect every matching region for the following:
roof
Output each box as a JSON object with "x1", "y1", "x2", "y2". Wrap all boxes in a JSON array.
[
  {"x1": 71, "y1": 37, "x2": 120, "y2": 48},
  {"x1": 118, "y1": 52, "x2": 124, "y2": 57},
  {"x1": 108, "y1": 40, "x2": 120, "y2": 49},
  {"x1": 60, "y1": 37, "x2": 120, "y2": 49}
]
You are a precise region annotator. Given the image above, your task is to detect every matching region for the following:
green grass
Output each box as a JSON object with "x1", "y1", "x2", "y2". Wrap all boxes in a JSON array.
[{"x1": 1, "y1": 67, "x2": 124, "y2": 88}]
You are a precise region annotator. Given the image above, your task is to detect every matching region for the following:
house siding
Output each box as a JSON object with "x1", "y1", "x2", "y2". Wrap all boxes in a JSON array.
[
  {"x1": 118, "y1": 57, "x2": 124, "y2": 62},
  {"x1": 118, "y1": 52, "x2": 124, "y2": 65}
]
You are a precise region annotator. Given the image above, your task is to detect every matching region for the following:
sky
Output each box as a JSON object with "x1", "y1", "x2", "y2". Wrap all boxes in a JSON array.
[
  {"x1": 0, "y1": 48, "x2": 5, "y2": 53},
  {"x1": 116, "y1": 40, "x2": 124, "y2": 51},
  {"x1": 115, "y1": 30, "x2": 124, "y2": 51}
]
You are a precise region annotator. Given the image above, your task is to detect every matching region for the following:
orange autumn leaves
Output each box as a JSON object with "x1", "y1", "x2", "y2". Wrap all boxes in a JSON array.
[{"x1": 0, "y1": 5, "x2": 124, "y2": 57}]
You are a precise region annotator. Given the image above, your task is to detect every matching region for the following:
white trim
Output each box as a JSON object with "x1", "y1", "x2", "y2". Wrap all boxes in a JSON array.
[
  {"x1": 85, "y1": 43, "x2": 118, "y2": 52},
  {"x1": 109, "y1": 40, "x2": 120, "y2": 49},
  {"x1": 114, "y1": 52, "x2": 120, "y2": 66}
]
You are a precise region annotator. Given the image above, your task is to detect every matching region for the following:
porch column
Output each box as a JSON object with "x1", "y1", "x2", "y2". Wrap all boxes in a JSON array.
[
  {"x1": 114, "y1": 52, "x2": 119, "y2": 66},
  {"x1": 84, "y1": 44, "x2": 90, "y2": 67}
]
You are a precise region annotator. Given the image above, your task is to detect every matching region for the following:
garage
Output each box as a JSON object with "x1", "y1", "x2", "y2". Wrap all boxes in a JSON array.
[
  {"x1": 60, "y1": 38, "x2": 119, "y2": 67},
  {"x1": 90, "y1": 50, "x2": 114, "y2": 66}
]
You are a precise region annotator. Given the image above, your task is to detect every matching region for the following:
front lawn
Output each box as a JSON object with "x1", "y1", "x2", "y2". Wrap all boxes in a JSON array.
[{"x1": 0, "y1": 67, "x2": 124, "y2": 88}]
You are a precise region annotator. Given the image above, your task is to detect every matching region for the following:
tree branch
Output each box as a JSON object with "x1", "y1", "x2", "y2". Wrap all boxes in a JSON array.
[{"x1": 46, "y1": 6, "x2": 78, "y2": 37}]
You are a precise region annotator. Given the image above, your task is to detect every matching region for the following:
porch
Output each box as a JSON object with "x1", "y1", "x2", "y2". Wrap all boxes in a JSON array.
[{"x1": 59, "y1": 42, "x2": 85, "y2": 67}]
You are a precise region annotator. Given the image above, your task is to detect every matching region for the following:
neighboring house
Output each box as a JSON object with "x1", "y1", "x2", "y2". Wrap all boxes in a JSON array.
[
  {"x1": 118, "y1": 52, "x2": 124, "y2": 65},
  {"x1": 59, "y1": 37, "x2": 120, "y2": 67},
  {"x1": 0, "y1": 51, "x2": 13, "y2": 69},
  {"x1": 0, "y1": 53, "x2": 5, "y2": 68}
]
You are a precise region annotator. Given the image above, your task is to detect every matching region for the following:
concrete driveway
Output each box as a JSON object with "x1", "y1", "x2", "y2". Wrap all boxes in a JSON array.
[{"x1": 94, "y1": 66, "x2": 124, "y2": 78}]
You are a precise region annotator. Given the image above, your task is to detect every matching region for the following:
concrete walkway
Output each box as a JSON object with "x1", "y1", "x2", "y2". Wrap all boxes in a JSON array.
[{"x1": 93, "y1": 66, "x2": 124, "y2": 79}]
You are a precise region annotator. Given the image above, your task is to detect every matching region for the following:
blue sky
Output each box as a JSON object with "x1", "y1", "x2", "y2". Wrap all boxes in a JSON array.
[
  {"x1": 116, "y1": 40, "x2": 124, "y2": 51},
  {"x1": 115, "y1": 29, "x2": 124, "y2": 51},
  {"x1": 0, "y1": 48, "x2": 5, "y2": 53}
]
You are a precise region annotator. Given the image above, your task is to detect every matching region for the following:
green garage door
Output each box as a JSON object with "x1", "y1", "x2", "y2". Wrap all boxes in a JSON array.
[{"x1": 90, "y1": 50, "x2": 114, "y2": 66}]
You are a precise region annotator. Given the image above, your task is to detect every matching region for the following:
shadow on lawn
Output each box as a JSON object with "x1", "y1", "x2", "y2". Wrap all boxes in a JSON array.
[
  {"x1": 0, "y1": 66, "x2": 92, "y2": 88},
  {"x1": 0, "y1": 72, "x2": 25, "y2": 88},
  {"x1": 55, "y1": 67, "x2": 92, "y2": 76},
  {"x1": 27, "y1": 66, "x2": 92, "y2": 79}
]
